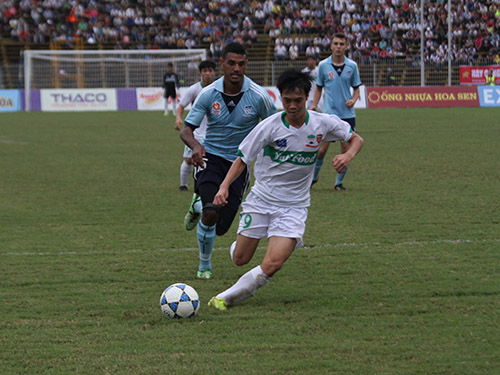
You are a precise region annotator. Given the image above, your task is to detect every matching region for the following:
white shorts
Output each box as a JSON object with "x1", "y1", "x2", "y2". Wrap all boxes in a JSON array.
[
  {"x1": 183, "y1": 136, "x2": 204, "y2": 159},
  {"x1": 237, "y1": 192, "x2": 307, "y2": 249},
  {"x1": 183, "y1": 145, "x2": 193, "y2": 159}
]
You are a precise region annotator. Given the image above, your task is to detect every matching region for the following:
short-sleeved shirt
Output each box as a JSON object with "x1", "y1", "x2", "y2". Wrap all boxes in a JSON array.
[
  {"x1": 185, "y1": 75, "x2": 277, "y2": 161},
  {"x1": 316, "y1": 56, "x2": 361, "y2": 119},
  {"x1": 237, "y1": 110, "x2": 353, "y2": 208},
  {"x1": 179, "y1": 81, "x2": 207, "y2": 141}
]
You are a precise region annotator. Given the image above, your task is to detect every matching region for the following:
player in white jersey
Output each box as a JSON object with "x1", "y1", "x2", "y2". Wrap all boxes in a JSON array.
[
  {"x1": 174, "y1": 60, "x2": 216, "y2": 191},
  {"x1": 207, "y1": 69, "x2": 364, "y2": 310},
  {"x1": 301, "y1": 56, "x2": 323, "y2": 111}
]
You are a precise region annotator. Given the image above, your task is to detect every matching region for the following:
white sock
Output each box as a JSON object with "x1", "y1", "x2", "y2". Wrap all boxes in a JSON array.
[
  {"x1": 217, "y1": 265, "x2": 270, "y2": 305},
  {"x1": 229, "y1": 241, "x2": 236, "y2": 264},
  {"x1": 180, "y1": 161, "x2": 191, "y2": 187}
]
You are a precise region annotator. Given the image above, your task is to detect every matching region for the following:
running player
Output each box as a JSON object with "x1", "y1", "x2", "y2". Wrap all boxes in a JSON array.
[
  {"x1": 310, "y1": 33, "x2": 362, "y2": 190},
  {"x1": 207, "y1": 68, "x2": 364, "y2": 309},
  {"x1": 174, "y1": 60, "x2": 216, "y2": 191},
  {"x1": 180, "y1": 42, "x2": 277, "y2": 279}
]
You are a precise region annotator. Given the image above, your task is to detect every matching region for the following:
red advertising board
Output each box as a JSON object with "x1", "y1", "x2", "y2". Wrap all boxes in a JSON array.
[
  {"x1": 460, "y1": 66, "x2": 500, "y2": 85},
  {"x1": 366, "y1": 86, "x2": 479, "y2": 108}
]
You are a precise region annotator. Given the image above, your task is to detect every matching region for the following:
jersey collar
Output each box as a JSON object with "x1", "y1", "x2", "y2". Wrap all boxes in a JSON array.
[
  {"x1": 214, "y1": 75, "x2": 250, "y2": 93},
  {"x1": 281, "y1": 110, "x2": 309, "y2": 129}
]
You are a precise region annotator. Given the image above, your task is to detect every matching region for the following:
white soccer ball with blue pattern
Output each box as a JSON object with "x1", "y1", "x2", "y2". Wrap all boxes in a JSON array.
[{"x1": 160, "y1": 283, "x2": 200, "y2": 319}]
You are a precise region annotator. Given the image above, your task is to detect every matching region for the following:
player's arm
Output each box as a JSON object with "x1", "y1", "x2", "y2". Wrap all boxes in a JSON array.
[
  {"x1": 174, "y1": 104, "x2": 185, "y2": 131},
  {"x1": 310, "y1": 85, "x2": 323, "y2": 111},
  {"x1": 333, "y1": 132, "x2": 364, "y2": 173},
  {"x1": 180, "y1": 124, "x2": 205, "y2": 167},
  {"x1": 345, "y1": 86, "x2": 360, "y2": 109},
  {"x1": 213, "y1": 157, "x2": 247, "y2": 207}
]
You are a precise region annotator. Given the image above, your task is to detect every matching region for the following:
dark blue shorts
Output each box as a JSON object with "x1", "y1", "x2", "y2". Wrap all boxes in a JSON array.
[{"x1": 194, "y1": 153, "x2": 250, "y2": 212}]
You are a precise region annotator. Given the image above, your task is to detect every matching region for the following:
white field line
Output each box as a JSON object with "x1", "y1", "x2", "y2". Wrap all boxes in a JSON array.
[{"x1": 1, "y1": 238, "x2": 499, "y2": 257}]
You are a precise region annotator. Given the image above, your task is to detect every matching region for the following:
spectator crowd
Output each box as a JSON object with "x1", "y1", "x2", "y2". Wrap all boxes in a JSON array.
[{"x1": 1, "y1": 0, "x2": 499, "y2": 64}]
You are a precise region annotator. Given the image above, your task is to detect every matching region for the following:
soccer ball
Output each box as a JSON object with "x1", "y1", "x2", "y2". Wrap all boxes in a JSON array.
[{"x1": 160, "y1": 283, "x2": 200, "y2": 319}]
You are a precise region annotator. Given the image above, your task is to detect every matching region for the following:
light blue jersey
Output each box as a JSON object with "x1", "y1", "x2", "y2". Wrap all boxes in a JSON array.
[
  {"x1": 185, "y1": 75, "x2": 277, "y2": 161},
  {"x1": 316, "y1": 56, "x2": 361, "y2": 119}
]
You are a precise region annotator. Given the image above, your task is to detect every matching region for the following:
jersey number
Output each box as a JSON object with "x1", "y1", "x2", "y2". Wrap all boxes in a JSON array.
[{"x1": 241, "y1": 214, "x2": 252, "y2": 229}]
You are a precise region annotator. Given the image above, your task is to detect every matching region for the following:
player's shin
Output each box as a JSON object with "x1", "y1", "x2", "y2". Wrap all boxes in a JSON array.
[
  {"x1": 217, "y1": 265, "x2": 270, "y2": 305},
  {"x1": 197, "y1": 221, "x2": 216, "y2": 271},
  {"x1": 313, "y1": 157, "x2": 324, "y2": 182},
  {"x1": 335, "y1": 166, "x2": 349, "y2": 186},
  {"x1": 180, "y1": 160, "x2": 192, "y2": 187}
]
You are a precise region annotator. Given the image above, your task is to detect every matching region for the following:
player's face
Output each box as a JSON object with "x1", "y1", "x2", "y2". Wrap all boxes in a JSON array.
[
  {"x1": 281, "y1": 88, "x2": 307, "y2": 122},
  {"x1": 220, "y1": 53, "x2": 247, "y2": 86},
  {"x1": 306, "y1": 58, "x2": 315, "y2": 70},
  {"x1": 331, "y1": 37, "x2": 347, "y2": 58},
  {"x1": 200, "y1": 68, "x2": 215, "y2": 87}
]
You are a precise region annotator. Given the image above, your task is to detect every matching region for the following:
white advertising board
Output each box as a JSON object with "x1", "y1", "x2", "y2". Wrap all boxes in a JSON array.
[{"x1": 41, "y1": 89, "x2": 117, "y2": 111}]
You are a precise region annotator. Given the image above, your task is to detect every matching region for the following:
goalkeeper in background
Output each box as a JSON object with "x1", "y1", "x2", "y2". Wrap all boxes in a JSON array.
[
  {"x1": 163, "y1": 62, "x2": 180, "y2": 115},
  {"x1": 174, "y1": 60, "x2": 217, "y2": 191}
]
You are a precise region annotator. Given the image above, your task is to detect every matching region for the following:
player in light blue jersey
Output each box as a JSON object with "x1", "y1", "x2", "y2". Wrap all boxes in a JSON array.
[
  {"x1": 310, "y1": 33, "x2": 362, "y2": 191},
  {"x1": 180, "y1": 42, "x2": 277, "y2": 279}
]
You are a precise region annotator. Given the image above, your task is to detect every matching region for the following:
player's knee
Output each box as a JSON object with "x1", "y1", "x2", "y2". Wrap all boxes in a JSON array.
[
  {"x1": 201, "y1": 210, "x2": 218, "y2": 227},
  {"x1": 261, "y1": 259, "x2": 283, "y2": 277},
  {"x1": 233, "y1": 252, "x2": 250, "y2": 266}
]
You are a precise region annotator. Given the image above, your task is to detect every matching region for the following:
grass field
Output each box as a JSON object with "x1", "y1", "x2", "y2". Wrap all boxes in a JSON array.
[{"x1": 1, "y1": 108, "x2": 499, "y2": 374}]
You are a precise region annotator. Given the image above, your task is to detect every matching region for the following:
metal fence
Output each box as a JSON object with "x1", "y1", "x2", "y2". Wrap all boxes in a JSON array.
[{"x1": 1, "y1": 58, "x2": 496, "y2": 90}]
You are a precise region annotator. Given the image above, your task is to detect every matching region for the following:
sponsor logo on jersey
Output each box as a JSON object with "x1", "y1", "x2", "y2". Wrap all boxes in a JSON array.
[
  {"x1": 212, "y1": 101, "x2": 221, "y2": 115},
  {"x1": 305, "y1": 134, "x2": 320, "y2": 148},
  {"x1": 243, "y1": 105, "x2": 253, "y2": 114},
  {"x1": 263, "y1": 145, "x2": 318, "y2": 165},
  {"x1": 276, "y1": 139, "x2": 287, "y2": 148}
]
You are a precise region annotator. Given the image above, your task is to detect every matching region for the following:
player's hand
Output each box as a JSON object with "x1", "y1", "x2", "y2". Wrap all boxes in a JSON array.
[
  {"x1": 213, "y1": 187, "x2": 229, "y2": 207},
  {"x1": 191, "y1": 145, "x2": 206, "y2": 168},
  {"x1": 174, "y1": 118, "x2": 182, "y2": 131},
  {"x1": 345, "y1": 99, "x2": 356, "y2": 109},
  {"x1": 309, "y1": 105, "x2": 317, "y2": 111},
  {"x1": 332, "y1": 153, "x2": 353, "y2": 173}
]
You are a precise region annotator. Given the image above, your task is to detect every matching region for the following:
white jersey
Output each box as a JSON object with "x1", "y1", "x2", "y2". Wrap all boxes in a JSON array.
[
  {"x1": 238, "y1": 111, "x2": 352, "y2": 207},
  {"x1": 179, "y1": 82, "x2": 207, "y2": 141},
  {"x1": 302, "y1": 66, "x2": 323, "y2": 111}
]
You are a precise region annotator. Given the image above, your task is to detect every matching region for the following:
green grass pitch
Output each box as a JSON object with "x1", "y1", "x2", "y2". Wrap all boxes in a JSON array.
[{"x1": 1, "y1": 108, "x2": 499, "y2": 374}]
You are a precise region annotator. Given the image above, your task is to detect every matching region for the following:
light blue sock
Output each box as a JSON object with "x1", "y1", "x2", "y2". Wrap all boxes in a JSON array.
[
  {"x1": 313, "y1": 157, "x2": 324, "y2": 182},
  {"x1": 197, "y1": 221, "x2": 216, "y2": 271},
  {"x1": 193, "y1": 198, "x2": 202, "y2": 214},
  {"x1": 336, "y1": 166, "x2": 349, "y2": 186}
]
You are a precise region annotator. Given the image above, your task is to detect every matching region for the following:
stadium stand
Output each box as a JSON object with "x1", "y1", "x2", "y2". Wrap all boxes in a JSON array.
[{"x1": 1, "y1": 0, "x2": 499, "y2": 88}]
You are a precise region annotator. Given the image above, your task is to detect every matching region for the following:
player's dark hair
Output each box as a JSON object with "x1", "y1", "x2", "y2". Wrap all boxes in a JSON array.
[
  {"x1": 277, "y1": 69, "x2": 313, "y2": 97},
  {"x1": 199, "y1": 60, "x2": 216, "y2": 71},
  {"x1": 167, "y1": 62, "x2": 174, "y2": 68},
  {"x1": 333, "y1": 32, "x2": 347, "y2": 41},
  {"x1": 222, "y1": 42, "x2": 247, "y2": 59}
]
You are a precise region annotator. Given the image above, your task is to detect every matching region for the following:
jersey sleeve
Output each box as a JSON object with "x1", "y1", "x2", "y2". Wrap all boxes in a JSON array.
[
  {"x1": 258, "y1": 90, "x2": 277, "y2": 119},
  {"x1": 316, "y1": 63, "x2": 325, "y2": 87},
  {"x1": 322, "y1": 115, "x2": 353, "y2": 143},
  {"x1": 184, "y1": 90, "x2": 208, "y2": 128},
  {"x1": 237, "y1": 120, "x2": 273, "y2": 165},
  {"x1": 179, "y1": 85, "x2": 196, "y2": 108},
  {"x1": 351, "y1": 63, "x2": 362, "y2": 88}
]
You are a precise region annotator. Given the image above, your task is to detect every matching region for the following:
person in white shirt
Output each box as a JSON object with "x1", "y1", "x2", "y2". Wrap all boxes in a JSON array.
[
  {"x1": 174, "y1": 60, "x2": 216, "y2": 191},
  {"x1": 301, "y1": 56, "x2": 323, "y2": 110},
  {"x1": 207, "y1": 68, "x2": 364, "y2": 310}
]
